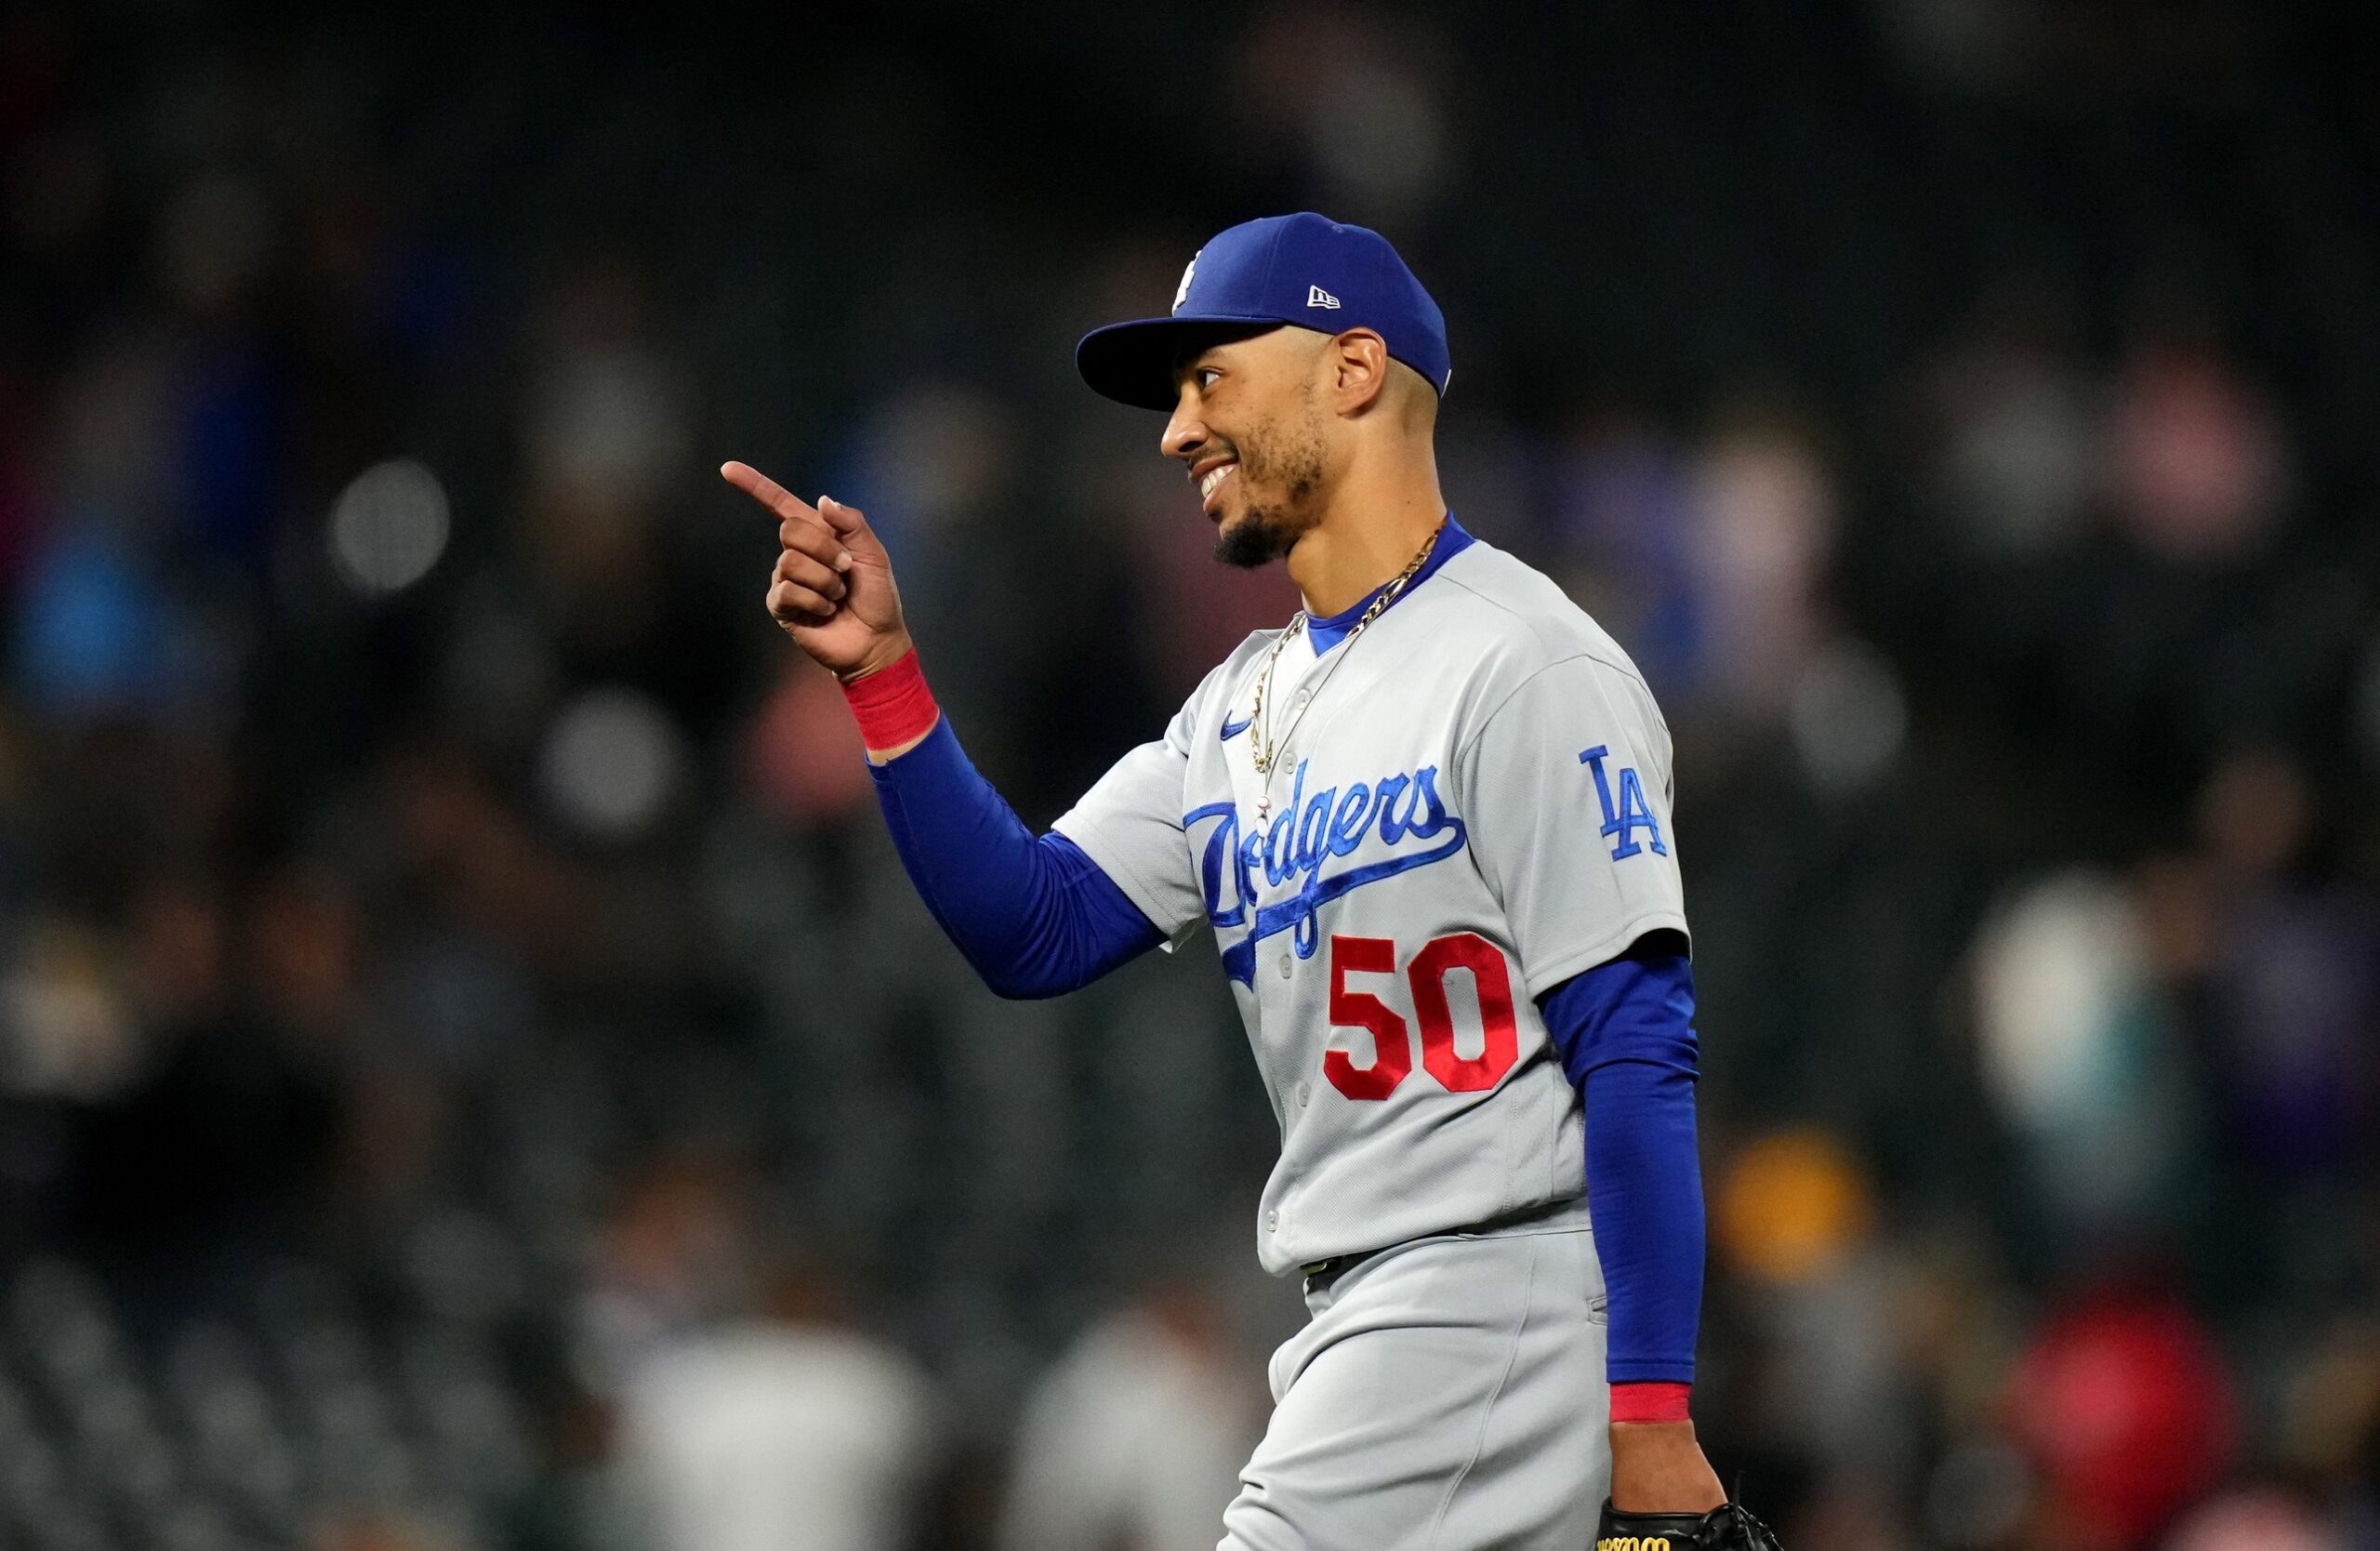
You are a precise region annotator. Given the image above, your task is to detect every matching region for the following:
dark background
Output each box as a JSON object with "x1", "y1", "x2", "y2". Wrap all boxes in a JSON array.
[{"x1": 0, "y1": 3, "x2": 2377, "y2": 1548}]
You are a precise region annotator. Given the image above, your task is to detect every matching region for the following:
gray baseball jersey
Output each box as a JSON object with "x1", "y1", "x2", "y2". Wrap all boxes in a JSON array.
[{"x1": 1054, "y1": 532, "x2": 1687, "y2": 1276}]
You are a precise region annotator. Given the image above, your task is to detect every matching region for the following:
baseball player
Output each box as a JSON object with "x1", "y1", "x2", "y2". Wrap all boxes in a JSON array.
[{"x1": 723, "y1": 213, "x2": 1779, "y2": 1551}]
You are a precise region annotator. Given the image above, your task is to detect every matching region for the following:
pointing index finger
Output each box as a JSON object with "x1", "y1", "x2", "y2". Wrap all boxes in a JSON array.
[{"x1": 720, "y1": 460, "x2": 821, "y2": 525}]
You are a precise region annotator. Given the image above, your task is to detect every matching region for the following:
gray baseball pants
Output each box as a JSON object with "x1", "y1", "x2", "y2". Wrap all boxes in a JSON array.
[{"x1": 1219, "y1": 1221, "x2": 1611, "y2": 1550}]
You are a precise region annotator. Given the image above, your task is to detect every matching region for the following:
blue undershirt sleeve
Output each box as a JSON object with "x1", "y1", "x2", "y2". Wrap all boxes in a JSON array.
[
  {"x1": 866, "y1": 716, "x2": 1166, "y2": 1000},
  {"x1": 1537, "y1": 941, "x2": 1704, "y2": 1386}
]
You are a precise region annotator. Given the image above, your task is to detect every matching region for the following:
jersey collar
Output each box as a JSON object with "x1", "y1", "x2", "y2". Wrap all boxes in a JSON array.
[{"x1": 1306, "y1": 513, "x2": 1474, "y2": 653}]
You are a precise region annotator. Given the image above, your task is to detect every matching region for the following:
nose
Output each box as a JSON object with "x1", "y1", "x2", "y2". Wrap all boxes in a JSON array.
[{"x1": 1160, "y1": 382, "x2": 1208, "y2": 463}]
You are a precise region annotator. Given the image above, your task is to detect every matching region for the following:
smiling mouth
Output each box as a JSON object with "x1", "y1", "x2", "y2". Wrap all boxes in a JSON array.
[{"x1": 1197, "y1": 460, "x2": 1237, "y2": 513}]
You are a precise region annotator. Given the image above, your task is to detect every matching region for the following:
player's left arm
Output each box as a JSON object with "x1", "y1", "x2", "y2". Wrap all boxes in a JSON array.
[
  {"x1": 1540, "y1": 944, "x2": 1725, "y2": 1515},
  {"x1": 1455, "y1": 652, "x2": 1726, "y2": 1516}
]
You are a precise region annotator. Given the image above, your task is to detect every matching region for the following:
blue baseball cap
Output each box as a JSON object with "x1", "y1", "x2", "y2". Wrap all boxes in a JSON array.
[{"x1": 1077, "y1": 213, "x2": 1450, "y2": 412}]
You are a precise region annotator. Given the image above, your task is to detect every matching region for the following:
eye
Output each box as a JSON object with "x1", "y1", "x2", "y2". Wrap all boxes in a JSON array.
[{"x1": 1196, "y1": 366, "x2": 1223, "y2": 391}]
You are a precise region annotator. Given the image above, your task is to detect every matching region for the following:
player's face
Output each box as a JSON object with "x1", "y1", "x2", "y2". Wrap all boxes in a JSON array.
[{"x1": 1162, "y1": 330, "x2": 1334, "y2": 569}]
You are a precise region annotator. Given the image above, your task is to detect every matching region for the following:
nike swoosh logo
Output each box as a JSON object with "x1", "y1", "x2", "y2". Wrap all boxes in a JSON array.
[{"x1": 1219, "y1": 712, "x2": 1252, "y2": 741}]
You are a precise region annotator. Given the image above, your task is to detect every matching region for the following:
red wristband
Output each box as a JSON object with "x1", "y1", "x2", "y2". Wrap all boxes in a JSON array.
[
  {"x1": 1609, "y1": 1382, "x2": 1691, "y2": 1425},
  {"x1": 840, "y1": 649, "x2": 939, "y2": 750}
]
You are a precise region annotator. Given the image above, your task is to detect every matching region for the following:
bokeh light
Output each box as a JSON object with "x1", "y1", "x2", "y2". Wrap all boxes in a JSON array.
[
  {"x1": 1713, "y1": 1129, "x2": 1874, "y2": 1287},
  {"x1": 327, "y1": 459, "x2": 451, "y2": 598},
  {"x1": 537, "y1": 686, "x2": 686, "y2": 842}
]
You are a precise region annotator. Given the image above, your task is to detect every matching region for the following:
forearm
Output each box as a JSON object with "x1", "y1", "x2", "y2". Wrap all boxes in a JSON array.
[
  {"x1": 1540, "y1": 946, "x2": 1723, "y2": 1513},
  {"x1": 863, "y1": 685, "x2": 1161, "y2": 999},
  {"x1": 1584, "y1": 1054, "x2": 1704, "y2": 1386},
  {"x1": 1537, "y1": 947, "x2": 1706, "y2": 1390}
]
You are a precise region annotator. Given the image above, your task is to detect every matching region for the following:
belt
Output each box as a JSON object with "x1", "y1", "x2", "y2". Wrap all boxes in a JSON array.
[
  {"x1": 1300, "y1": 1250, "x2": 1369, "y2": 1297},
  {"x1": 1299, "y1": 1198, "x2": 1586, "y2": 1297}
]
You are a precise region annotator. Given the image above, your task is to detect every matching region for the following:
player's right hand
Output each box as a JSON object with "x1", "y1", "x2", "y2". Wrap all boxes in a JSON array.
[{"x1": 721, "y1": 460, "x2": 914, "y2": 683}]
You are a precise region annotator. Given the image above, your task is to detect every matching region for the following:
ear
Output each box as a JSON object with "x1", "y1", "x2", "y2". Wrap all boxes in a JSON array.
[{"x1": 1326, "y1": 329, "x2": 1391, "y2": 415}]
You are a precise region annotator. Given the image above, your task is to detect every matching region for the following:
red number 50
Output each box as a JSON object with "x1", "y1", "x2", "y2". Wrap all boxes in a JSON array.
[{"x1": 1323, "y1": 933, "x2": 1520, "y2": 1100}]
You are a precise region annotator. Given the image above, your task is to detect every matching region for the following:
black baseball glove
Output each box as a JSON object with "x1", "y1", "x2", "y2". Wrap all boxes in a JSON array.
[{"x1": 1596, "y1": 1499, "x2": 1782, "y2": 1550}]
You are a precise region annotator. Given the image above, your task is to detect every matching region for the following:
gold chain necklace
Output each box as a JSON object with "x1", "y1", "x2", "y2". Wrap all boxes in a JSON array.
[{"x1": 1248, "y1": 521, "x2": 1445, "y2": 819}]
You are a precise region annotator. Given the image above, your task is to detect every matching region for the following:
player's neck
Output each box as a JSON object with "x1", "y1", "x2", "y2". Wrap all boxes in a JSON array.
[{"x1": 1288, "y1": 457, "x2": 1448, "y2": 617}]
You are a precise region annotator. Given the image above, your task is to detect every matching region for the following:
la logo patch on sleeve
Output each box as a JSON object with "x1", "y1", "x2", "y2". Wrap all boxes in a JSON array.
[{"x1": 1579, "y1": 747, "x2": 1668, "y2": 860}]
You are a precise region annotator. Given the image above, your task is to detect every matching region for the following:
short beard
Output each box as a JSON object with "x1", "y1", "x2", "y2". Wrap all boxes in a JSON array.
[
  {"x1": 1211, "y1": 410, "x2": 1328, "y2": 570},
  {"x1": 1213, "y1": 505, "x2": 1303, "y2": 568}
]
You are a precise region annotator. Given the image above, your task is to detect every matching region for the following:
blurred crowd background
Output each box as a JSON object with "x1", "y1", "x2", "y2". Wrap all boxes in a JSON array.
[{"x1": 0, "y1": 3, "x2": 2376, "y2": 1549}]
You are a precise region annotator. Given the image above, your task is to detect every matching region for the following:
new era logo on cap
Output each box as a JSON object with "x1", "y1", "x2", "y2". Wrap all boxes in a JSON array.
[{"x1": 1307, "y1": 285, "x2": 1342, "y2": 309}]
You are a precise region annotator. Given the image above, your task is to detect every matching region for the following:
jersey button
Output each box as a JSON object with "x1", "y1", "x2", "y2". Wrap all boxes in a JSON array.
[
  {"x1": 1297, "y1": 1082, "x2": 1310, "y2": 1107},
  {"x1": 1277, "y1": 954, "x2": 1292, "y2": 979},
  {"x1": 1265, "y1": 1209, "x2": 1279, "y2": 1232}
]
